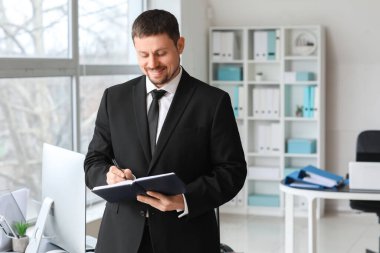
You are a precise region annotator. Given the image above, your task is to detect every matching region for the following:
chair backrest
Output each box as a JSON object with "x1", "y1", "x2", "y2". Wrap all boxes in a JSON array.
[
  {"x1": 356, "y1": 130, "x2": 380, "y2": 162},
  {"x1": 350, "y1": 130, "x2": 380, "y2": 220}
]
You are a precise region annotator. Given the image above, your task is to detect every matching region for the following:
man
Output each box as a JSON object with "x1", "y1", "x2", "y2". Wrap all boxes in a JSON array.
[{"x1": 84, "y1": 9, "x2": 246, "y2": 253}]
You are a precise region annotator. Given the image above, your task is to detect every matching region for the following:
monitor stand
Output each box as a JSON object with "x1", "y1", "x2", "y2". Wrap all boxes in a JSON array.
[{"x1": 25, "y1": 197, "x2": 53, "y2": 253}]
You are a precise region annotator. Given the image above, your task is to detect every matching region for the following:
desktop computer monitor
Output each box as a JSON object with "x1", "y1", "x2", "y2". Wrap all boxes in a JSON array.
[{"x1": 42, "y1": 143, "x2": 86, "y2": 253}]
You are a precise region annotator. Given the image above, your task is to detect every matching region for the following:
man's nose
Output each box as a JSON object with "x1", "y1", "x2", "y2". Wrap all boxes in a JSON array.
[{"x1": 147, "y1": 55, "x2": 158, "y2": 69}]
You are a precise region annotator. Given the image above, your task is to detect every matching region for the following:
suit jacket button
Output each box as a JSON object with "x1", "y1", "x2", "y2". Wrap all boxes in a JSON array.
[{"x1": 139, "y1": 210, "x2": 145, "y2": 217}]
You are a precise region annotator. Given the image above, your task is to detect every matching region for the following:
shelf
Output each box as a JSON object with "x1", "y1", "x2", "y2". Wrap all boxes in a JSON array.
[
  {"x1": 247, "y1": 177, "x2": 280, "y2": 181},
  {"x1": 246, "y1": 152, "x2": 281, "y2": 157},
  {"x1": 247, "y1": 60, "x2": 281, "y2": 64},
  {"x1": 210, "y1": 25, "x2": 324, "y2": 216},
  {"x1": 247, "y1": 116, "x2": 280, "y2": 121},
  {"x1": 211, "y1": 59, "x2": 244, "y2": 64},
  {"x1": 211, "y1": 81, "x2": 244, "y2": 86},
  {"x1": 284, "y1": 117, "x2": 317, "y2": 122},
  {"x1": 284, "y1": 153, "x2": 318, "y2": 158},
  {"x1": 284, "y1": 81, "x2": 319, "y2": 86},
  {"x1": 284, "y1": 56, "x2": 318, "y2": 60},
  {"x1": 248, "y1": 81, "x2": 280, "y2": 85}
]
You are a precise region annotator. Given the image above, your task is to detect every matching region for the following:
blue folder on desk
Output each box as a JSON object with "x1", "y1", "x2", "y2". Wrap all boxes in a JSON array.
[{"x1": 284, "y1": 165, "x2": 345, "y2": 189}]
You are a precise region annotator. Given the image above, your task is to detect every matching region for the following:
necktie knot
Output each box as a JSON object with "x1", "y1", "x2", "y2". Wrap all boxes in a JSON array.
[{"x1": 151, "y1": 89, "x2": 166, "y2": 100}]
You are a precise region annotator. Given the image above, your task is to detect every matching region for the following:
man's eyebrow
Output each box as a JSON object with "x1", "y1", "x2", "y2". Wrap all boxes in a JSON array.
[{"x1": 137, "y1": 48, "x2": 168, "y2": 54}]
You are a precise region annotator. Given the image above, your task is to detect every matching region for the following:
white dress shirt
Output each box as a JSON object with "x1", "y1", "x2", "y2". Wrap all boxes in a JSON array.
[{"x1": 145, "y1": 67, "x2": 189, "y2": 218}]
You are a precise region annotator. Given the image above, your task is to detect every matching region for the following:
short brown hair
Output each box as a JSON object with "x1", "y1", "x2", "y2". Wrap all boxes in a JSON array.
[{"x1": 132, "y1": 9, "x2": 180, "y2": 45}]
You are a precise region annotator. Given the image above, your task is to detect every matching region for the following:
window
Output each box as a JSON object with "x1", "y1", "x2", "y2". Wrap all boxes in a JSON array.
[
  {"x1": 0, "y1": 77, "x2": 72, "y2": 198},
  {"x1": 0, "y1": 0, "x2": 69, "y2": 58},
  {"x1": 0, "y1": 0, "x2": 144, "y2": 218},
  {"x1": 80, "y1": 75, "x2": 139, "y2": 154},
  {"x1": 79, "y1": 1, "x2": 134, "y2": 64}
]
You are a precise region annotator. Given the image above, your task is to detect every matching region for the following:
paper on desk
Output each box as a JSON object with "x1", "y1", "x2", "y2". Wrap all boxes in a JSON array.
[
  {"x1": 289, "y1": 182, "x2": 322, "y2": 189},
  {"x1": 302, "y1": 172, "x2": 337, "y2": 188}
]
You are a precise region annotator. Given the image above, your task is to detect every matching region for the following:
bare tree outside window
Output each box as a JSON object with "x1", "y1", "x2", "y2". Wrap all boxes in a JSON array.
[
  {"x1": 79, "y1": 0, "x2": 132, "y2": 64},
  {"x1": 0, "y1": 0, "x2": 68, "y2": 57},
  {"x1": 0, "y1": 0, "x2": 139, "y2": 205},
  {"x1": 0, "y1": 78, "x2": 71, "y2": 199}
]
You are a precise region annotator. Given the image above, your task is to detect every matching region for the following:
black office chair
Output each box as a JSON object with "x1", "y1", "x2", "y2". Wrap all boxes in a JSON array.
[{"x1": 350, "y1": 130, "x2": 380, "y2": 253}]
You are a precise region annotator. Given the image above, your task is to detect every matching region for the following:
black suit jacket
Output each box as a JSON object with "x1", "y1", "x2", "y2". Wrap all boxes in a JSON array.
[{"x1": 84, "y1": 70, "x2": 247, "y2": 253}]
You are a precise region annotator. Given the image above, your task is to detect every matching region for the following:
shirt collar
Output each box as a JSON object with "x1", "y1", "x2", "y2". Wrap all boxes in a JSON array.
[{"x1": 146, "y1": 66, "x2": 182, "y2": 95}]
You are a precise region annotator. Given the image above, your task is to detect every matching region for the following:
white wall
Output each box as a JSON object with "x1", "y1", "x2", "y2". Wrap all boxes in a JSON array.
[
  {"x1": 148, "y1": 0, "x2": 209, "y2": 82},
  {"x1": 208, "y1": 0, "x2": 380, "y2": 211}
]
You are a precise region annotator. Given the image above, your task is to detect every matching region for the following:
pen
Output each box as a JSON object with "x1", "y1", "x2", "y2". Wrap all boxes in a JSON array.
[
  {"x1": 112, "y1": 158, "x2": 136, "y2": 180},
  {"x1": 112, "y1": 158, "x2": 120, "y2": 168},
  {"x1": 112, "y1": 158, "x2": 126, "y2": 179}
]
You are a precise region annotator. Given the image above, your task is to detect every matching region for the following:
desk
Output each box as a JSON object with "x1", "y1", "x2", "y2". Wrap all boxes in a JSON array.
[{"x1": 280, "y1": 183, "x2": 380, "y2": 253}]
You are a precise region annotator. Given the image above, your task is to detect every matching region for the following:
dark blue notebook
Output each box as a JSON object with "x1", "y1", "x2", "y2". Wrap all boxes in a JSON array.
[{"x1": 92, "y1": 172, "x2": 186, "y2": 203}]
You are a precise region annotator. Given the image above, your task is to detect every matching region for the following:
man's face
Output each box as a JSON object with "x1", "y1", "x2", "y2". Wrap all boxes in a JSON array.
[{"x1": 134, "y1": 33, "x2": 184, "y2": 88}]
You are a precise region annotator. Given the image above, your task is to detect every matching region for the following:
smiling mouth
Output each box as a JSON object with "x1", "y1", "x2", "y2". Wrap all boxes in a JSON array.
[{"x1": 148, "y1": 67, "x2": 166, "y2": 75}]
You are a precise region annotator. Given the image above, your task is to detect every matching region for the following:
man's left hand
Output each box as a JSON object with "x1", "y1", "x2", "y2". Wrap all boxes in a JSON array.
[{"x1": 137, "y1": 191, "x2": 184, "y2": 212}]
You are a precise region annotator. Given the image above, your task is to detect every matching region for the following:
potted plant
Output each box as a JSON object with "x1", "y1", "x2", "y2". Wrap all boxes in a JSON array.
[{"x1": 12, "y1": 221, "x2": 30, "y2": 253}]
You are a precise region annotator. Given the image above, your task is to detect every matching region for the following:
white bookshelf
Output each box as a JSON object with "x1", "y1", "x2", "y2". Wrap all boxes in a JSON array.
[{"x1": 209, "y1": 26, "x2": 325, "y2": 216}]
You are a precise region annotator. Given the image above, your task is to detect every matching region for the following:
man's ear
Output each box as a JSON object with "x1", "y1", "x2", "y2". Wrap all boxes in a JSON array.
[{"x1": 177, "y1": 37, "x2": 185, "y2": 54}]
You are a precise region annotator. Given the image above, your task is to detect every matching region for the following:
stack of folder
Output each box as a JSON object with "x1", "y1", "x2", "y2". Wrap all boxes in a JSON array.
[
  {"x1": 253, "y1": 30, "x2": 280, "y2": 60},
  {"x1": 284, "y1": 165, "x2": 346, "y2": 189}
]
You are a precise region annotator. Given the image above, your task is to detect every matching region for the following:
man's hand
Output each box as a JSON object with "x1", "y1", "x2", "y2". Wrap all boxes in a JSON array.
[
  {"x1": 106, "y1": 166, "x2": 134, "y2": 185},
  {"x1": 137, "y1": 191, "x2": 185, "y2": 212}
]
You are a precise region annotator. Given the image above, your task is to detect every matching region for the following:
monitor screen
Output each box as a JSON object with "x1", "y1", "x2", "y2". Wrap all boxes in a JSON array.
[{"x1": 42, "y1": 143, "x2": 86, "y2": 253}]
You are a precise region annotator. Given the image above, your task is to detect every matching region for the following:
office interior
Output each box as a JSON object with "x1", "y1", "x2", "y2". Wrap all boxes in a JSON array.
[{"x1": 1, "y1": 0, "x2": 380, "y2": 252}]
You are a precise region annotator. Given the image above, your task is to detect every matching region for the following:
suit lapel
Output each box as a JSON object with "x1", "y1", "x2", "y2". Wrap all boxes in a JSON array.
[
  {"x1": 133, "y1": 78, "x2": 152, "y2": 163},
  {"x1": 148, "y1": 70, "x2": 197, "y2": 172}
]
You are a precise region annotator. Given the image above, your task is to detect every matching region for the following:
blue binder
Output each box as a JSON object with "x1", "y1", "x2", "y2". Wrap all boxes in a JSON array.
[
  {"x1": 303, "y1": 86, "x2": 310, "y2": 118},
  {"x1": 233, "y1": 86, "x2": 239, "y2": 118},
  {"x1": 284, "y1": 165, "x2": 345, "y2": 189},
  {"x1": 309, "y1": 86, "x2": 315, "y2": 117},
  {"x1": 267, "y1": 30, "x2": 276, "y2": 60}
]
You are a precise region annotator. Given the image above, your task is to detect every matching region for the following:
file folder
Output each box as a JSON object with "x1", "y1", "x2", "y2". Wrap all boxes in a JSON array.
[{"x1": 284, "y1": 165, "x2": 345, "y2": 189}]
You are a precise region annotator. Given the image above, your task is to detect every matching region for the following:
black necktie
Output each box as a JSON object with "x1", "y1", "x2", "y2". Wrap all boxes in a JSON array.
[{"x1": 148, "y1": 89, "x2": 167, "y2": 155}]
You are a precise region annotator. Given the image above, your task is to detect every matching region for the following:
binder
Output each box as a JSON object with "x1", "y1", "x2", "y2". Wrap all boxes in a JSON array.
[
  {"x1": 275, "y1": 29, "x2": 281, "y2": 60},
  {"x1": 284, "y1": 165, "x2": 345, "y2": 189},
  {"x1": 232, "y1": 86, "x2": 239, "y2": 118},
  {"x1": 309, "y1": 86, "x2": 315, "y2": 117},
  {"x1": 313, "y1": 86, "x2": 319, "y2": 118},
  {"x1": 238, "y1": 86, "x2": 245, "y2": 117},
  {"x1": 257, "y1": 124, "x2": 267, "y2": 153},
  {"x1": 264, "y1": 88, "x2": 272, "y2": 118},
  {"x1": 303, "y1": 86, "x2": 310, "y2": 118},
  {"x1": 272, "y1": 88, "x2": 280, "y2": 118},
  {"x1": 222, "y1": 32, "x2": 235, "y2": 60},
  {"x1": 253, "y1": 31, "x2": 267, "y2": 60},
  {"x1": 267, "y1": 30, "x2": 277, "y2": 60},
  {"x1": 271, "y1": 122, "x2": 281, "y2": 153},
  {"x1": 252, "y1": 88, "x2": 261, "y2": 117},
  {"x1": 212, "y1": 32, "x2": 222, "y2": 61}
]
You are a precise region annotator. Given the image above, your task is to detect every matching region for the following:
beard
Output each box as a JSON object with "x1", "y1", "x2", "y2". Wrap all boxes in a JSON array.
[{"x1": 146, "y1": 65, "x2": 180, "y2": 86}]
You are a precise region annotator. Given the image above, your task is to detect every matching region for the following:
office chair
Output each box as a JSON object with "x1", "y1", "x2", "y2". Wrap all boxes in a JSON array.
[{"x1": 350, "y1": 130, "x2": 380, "y2": 253}]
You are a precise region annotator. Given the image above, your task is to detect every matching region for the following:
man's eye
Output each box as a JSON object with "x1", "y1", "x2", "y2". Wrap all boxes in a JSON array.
[
  {"x1": 139, "y1": 53, "x2": 148, "y2": 58},
  {"x1": 156, "y1": 51, "x2": 166, "y2": 56}
]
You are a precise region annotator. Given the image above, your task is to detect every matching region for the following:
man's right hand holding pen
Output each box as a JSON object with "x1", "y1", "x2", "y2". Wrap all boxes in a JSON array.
[{"x1": 106, "y1": 159, "x2": 135, "y2": 185}]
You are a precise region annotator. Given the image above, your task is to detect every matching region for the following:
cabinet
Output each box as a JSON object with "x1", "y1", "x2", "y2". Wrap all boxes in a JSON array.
[{"x1": 209, "y1": 26, "x2": 325, "y2": 216}]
